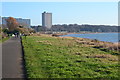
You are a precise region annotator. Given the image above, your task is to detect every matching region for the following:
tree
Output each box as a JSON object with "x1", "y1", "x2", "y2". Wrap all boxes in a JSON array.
[
  {"x1": 17, "y1": 27, "x2": 29, "y2": 35},
  {"x1": 5, "y1": 17, "x2": 19, "y2": 32},
  {"x1": 2, "y1": 28, "x2": 9, "y2": 34},
  {"x1": 28, "y1": 28, "x2": 35, "y2": 33},
  {"x1": 19, "y1": 25, "x2": 24, "y2": 28},
  {"x1": 0, "y1": 26, "x2": 2, "y2": 33}
]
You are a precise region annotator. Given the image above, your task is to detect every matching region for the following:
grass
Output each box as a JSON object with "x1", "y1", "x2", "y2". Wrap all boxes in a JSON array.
[
  {"x1": 22, "y1": 35, "x2": 119, "y2": 78},
  {"x1": 0, "y1": 37, "x2": 9, "y2": 43},
  {"x1": 0, "y1": 33, "x2": 9, "y2": 43},
  {"x1": 0, "y1": 34, "x2": 1, "y2": 42}
]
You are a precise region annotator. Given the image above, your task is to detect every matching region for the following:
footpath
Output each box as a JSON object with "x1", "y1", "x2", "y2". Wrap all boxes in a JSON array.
[
  {"x1": 2, "y1": 37, "x2": 26, "y2": 78},
  {"x1": 0, "y1": 43, "x2": 2, "y2": 79}
]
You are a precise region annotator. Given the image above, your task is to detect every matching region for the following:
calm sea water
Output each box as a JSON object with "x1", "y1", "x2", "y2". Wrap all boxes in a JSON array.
[{"x1": 62, "y1": 33, "x2": 119, "y2": 43}]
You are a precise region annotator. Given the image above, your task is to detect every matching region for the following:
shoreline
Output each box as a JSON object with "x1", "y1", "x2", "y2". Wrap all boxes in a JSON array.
[
  {"x1": 31, "y1": 33, "x2": 120, "y2": 52},
  {"x1": 51, "y1": 32, "x2": 119, "y2": 37},
  {"x1": 60, "y1": 36, "x2": 116, "y2": 44},
  {"x1": 55, "y1": 32, "x2": 118, "y2": 43},
  {"x1": 66, "y1": 32, "x2": 119, "y2": 35},
  {"x1": 34, "y1": 32, "x2": 119, "y2": 43},
  {"x1": 59, "y1": 36, "x2": 119, "y2": 52}
]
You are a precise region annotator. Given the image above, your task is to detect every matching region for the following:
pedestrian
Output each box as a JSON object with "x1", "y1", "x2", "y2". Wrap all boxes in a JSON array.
[
  {"x1": 17, "y1": 32, "x2": 19, "y2": 37},
  {"x1": 14, "y1": 33, "x2": 17, "y2": 38}
]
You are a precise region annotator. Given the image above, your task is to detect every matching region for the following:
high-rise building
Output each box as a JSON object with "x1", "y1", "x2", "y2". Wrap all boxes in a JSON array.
[
  {"x1": 2, "y1": 17, "x2": 31, "y2": 28},
  {"x1": 118, "y1": 1, "x2": 120, "y2": 26},
  {"x1": 42, "y1": 11, "x2": 52, "y2": 29}
]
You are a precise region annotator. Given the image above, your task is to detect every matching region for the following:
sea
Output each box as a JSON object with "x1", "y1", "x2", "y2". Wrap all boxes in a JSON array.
[{"x1": 61, "y1": 33, "x2": 119, "y2": 43}]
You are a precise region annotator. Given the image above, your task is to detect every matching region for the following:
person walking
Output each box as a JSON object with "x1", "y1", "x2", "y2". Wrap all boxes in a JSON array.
[
  {"x1": 17, "y1": 32, "x2": 19, "y2": 37},
  {"x1": 14, "y1": 33, "x2": 17, "y2": 38}
]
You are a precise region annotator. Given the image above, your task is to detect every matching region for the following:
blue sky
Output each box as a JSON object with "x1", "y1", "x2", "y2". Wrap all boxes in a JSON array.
[{"x1": 2, "y1": 2, "x2": 118, "y2": 26}]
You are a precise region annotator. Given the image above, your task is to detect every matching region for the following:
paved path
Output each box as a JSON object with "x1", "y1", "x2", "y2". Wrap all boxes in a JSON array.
[
  {"x1": 0, "y1": 43, "x2": 2, "y2": 79},
  {"x1": 2, "y1": 37, "x2": 26, "y2": 78}
]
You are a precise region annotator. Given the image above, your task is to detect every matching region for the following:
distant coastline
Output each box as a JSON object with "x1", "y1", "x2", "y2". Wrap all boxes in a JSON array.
[
  {"x1": 66, "y1": 32, "x2": 119, "y2": 34},
  {"x1": 51, "y1": 32, "x2": 119, "y2": 37}
]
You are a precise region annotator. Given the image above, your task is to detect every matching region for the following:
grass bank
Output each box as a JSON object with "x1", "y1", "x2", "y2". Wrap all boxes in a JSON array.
[
  {"x1": 0, "y1": 37, "x2": 9, "y2": 43},
  {"x1": 0, "y1": 33, "x2": 9, "y2": 43},
  {"x1": 22, "y1": 34, "x2": 119, "y2": 78}
]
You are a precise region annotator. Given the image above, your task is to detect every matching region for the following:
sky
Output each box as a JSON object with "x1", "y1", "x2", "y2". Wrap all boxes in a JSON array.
[
  {"x1": 1, "y1": 2, "x2": 118, "y2": 26},
  {"x1": 1, "y1": 0, "x2": 119, "y2": 2}
]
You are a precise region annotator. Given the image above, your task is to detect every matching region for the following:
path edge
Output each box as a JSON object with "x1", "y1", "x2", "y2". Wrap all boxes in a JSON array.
[{"x1": 20, "y1": 36, "x2": 28, "y2": 79}]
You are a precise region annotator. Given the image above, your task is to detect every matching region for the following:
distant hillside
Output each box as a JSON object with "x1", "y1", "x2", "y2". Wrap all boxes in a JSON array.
[
  {"x1": 51, "y1": 24, "x2": 118, "y2": 32},
  {"x1": 32, "y1": 24, "x2": 118, "y2": 32}
]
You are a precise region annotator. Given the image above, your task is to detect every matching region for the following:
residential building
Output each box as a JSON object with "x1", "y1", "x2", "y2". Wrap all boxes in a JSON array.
[
  {"x1": 42, "y1": 11, "x2": 52, "y2": 29},
  {"x1": 2, "y1": 17, "x2": 31, "y2": 28}
]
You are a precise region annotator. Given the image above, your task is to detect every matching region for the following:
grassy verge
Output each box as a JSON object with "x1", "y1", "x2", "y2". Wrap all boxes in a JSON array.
[
  {"x1": 0, "y1": 37, "x2": 9, "y2": 43},
  {"x1": 22, "y1": 35, "x2": 119, "y2": 78}
]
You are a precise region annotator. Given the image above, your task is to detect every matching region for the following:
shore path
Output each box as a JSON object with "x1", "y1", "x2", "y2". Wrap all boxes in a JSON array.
[
  {"x1": 0, "y1": 43, "x2": 2, "y2": 79},
  {"x1": 2, "y1": 37, "x2": 25, "y2": 78}
]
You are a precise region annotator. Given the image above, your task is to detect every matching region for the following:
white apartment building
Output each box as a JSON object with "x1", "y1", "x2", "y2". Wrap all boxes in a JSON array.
[
  {"x1": 42, "y1": 12, "x2": 52, "y2": 29},
  {"x1": 2, "y1": 17, "x2": 31, "y2": 28}
]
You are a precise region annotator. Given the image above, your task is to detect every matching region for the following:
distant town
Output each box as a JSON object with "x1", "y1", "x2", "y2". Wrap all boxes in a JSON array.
[{"x1": 1, "y1": 11, "x2": 118, "y2": 34}]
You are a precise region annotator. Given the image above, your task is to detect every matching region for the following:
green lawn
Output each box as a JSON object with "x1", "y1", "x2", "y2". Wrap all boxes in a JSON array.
[
  {"x1": 0, "y1": 33, "x2": 9, "y2": 43},
  {"x1": 22, "y1": 35, "x2": 119, "y2": 78},
  {"x1": 0, "y1": 37, "x2": 9, "y2": 43},
  {"x1": 0, "y1": 34, "x2": 1, "y2": 42}
]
